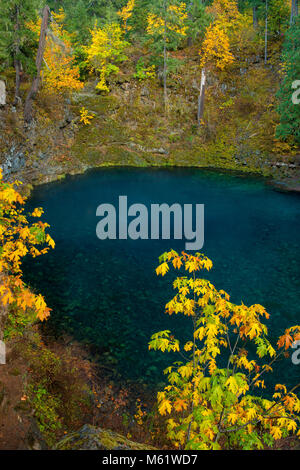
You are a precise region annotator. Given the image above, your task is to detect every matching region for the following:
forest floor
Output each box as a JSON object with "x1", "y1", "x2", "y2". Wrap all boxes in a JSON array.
[{"x1": 0, "y1": 328, "x2": 167, "y2": 450}]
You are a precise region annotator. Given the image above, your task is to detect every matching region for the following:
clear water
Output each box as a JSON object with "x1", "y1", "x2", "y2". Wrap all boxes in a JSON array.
[{"x1": 23, "y1": 168, "x2": 300, "y2": 390}]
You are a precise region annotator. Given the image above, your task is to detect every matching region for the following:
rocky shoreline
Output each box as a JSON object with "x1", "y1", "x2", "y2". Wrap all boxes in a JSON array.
[{"x1": 1, "y1": 136, "x2": 299, "y2": 197}]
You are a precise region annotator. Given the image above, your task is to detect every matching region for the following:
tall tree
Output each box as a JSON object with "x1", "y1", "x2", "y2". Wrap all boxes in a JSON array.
[
  {"x1": 198, "y1": 23, "x2": 234, "y2": 125},
  {"x1": 0, "y1": 0, "x2": 42, "y2": 105},
  {"x1": 276, "y1": 17, "x2": 300, "y2": 145},
  {"x1": 253, "y1": 4, "x2": 258, "y2": 27},
  {"x1": 27, "y1": 8, "x2": 84, "y2": 93},
  {"x1": 290, "y1": 0, "x2": 298, "y2": 25},
  {"x1": 247, "y1": 0, "x2": 264, "y2": 28},
  {"x1": 186, "y1": 0, "x2": 210, "y2": 46},
  {"x1": 198, "y1": 0, "x2": 241, "y2": 125},
  {"x1": 146, "y1": 0, "x2": 188, "y2": 114},
  {"x1": 264, "y1": 0, "x2": 268, "y2": 65},
  {"x1": 24, "y1": 5, "x2": 50, "y2": 123}
]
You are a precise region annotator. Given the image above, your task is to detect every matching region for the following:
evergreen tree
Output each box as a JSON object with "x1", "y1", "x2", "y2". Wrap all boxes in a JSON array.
[
  {"x1": 276, "y1": 17, "x2": 300, "y2": 145},
  {"x1": 146, "y1": 0, "x2": 188, "y2": 113},
  {"x1": 186, "y1": 0, "x2": 210, "y2": 45},
  {"x1": 0, "y1": 0, "x2": 43, "y2": 104},
  {"x1": 64, "y1": 0, "x2": 90, "y2": 44}
]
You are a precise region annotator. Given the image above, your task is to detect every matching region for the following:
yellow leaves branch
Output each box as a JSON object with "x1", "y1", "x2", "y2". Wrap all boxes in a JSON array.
[
  {"x1": 152, "y1": 249, "x2": 300, "y2": 449},
  {"x1": 0, "y1": 170, "x2": 54, "y2": 323}
]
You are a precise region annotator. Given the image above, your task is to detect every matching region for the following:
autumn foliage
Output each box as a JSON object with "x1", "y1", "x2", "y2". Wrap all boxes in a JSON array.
[
  {"x1": 85, "y1": 23, "x2": 129, "y2": 93},
  {"x1": 0, "y1": 170, "x2": 54, "y2": 324},
  {"x1": 118, "y1": 0, "x2": 135, "y2": 32},
  {"x1": 146, "y1": 2, "x2": 188, "y2": 37},
  {"x1": 199, "y1": 23, "x2": 234, "y2": 71},
  {"x1": 150, "y1": 251, "x2": 300, "y2": 450},
  {"x1": 28, "y1": 9, "x2": 83, "y2": 94}
]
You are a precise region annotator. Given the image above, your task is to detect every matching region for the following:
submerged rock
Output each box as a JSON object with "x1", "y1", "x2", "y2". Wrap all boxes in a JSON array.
[{"x1": 55, "y1": 424, "x2": 156, "y2": 450}]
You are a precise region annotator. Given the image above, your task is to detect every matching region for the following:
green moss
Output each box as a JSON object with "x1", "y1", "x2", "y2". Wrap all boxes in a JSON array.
[
  {"x1": 67, "y1": 65, "x2": 292, "y2": 180},
  {"x1": 55, "y1": 425, "x2": 156, "y2": 450}
]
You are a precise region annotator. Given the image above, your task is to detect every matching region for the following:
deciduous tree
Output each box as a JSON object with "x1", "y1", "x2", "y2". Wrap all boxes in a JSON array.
[
  {"x1": 85, "y1": 22, "x2": 129, "y2": 92},
  {"x1": 0, "y1": 169, "x2": 54, "y2": 327},
  {"x1": 118, "y1": 0, "x2": 135, "y2": 33},
  {"x1": 27, "y1": 8, "x2": 84, "y2": 94},
  {"x1": 150, "y1": 250, "x2": 300, "y2": 450}
]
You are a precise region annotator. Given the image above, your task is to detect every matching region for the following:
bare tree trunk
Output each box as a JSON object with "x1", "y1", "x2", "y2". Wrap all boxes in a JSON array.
[
  {"x1": 290, "y1": 0, "x2": 298, "y2": 25},
  {"x1": 253, "y1": 6, "x2": 258, "y2": 29},
  {"x1": 264, "y1": 0, "x2": 268, "y2": 65},
  {"x1": 13, "y1": 58, "x2": 22, "y2": 106},
  {"x1": 197, "y1": 68, "x2": 206, "y2": 126},
  {"x1": 24, "y1": 5, "x2": 50, "y2": 124},
  {"x1": 163, "y1": 18, "x2": 168, "y2": 116},
  {"x1": 13, "y1": 6, "x2": 21, "y2": 106}
]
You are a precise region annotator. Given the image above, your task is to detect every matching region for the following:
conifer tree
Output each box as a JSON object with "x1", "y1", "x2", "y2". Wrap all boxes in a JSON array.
[
  {"x1": 146, "y1": 0, "x2": 188, "y2": 114},
  {"x1": 0, "y1": 0, "x2": 43, "y2": 105},
  {"x1": 276, "y1": 17, "x2": 300, "y2": 145}
]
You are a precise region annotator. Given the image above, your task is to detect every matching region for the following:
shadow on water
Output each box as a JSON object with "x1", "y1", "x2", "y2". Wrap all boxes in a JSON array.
[{"x1": 23, "y1": 168, "x2": 300, "y2": 391}]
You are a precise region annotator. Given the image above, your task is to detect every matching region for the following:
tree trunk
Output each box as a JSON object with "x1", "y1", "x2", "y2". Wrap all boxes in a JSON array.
[
  {"x1": 24, "y1": 5, "x2": 50, "y2": 124},
  {"x1": 264, "y1": 0, "x2": 268, "y2": 65},
  {"x1": 163, "y1": 18, "x2": 168, "y2": 116},
  {"x1": 253, "y1": 6, "x2": 258, "y2": 29},
  {"x1": 13, "y1": 58, "x2": 21, "y2": 106},
  {"x1": 197, "y1": 68, "x2": 206, "y2": 126},
  {"x1": 290, "y1": 0, "x2": 298, "y2": 25},
  {"x1": 13, "y1": 6, "x2": 21, "y2": 106},
  {"x1": 187, "y1": 1, "x2": 193, "y2": 47}
]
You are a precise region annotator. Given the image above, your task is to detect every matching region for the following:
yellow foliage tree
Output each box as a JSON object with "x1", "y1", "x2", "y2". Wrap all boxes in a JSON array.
[
  {"x1": 146, "y1": 2, "x2": 188, "y2": 36},
  {"x1": 0, "y1": 170, "x2": 55, "y2": 326},
  {"x1": 28, "y1": 8, "x2": 83, "y2": 94},
  {"x1": 150, "y1": 250, "x2": 300, "y2": 450},
  {"x1": 206, "y1": 0, "x2": 242, "y2": 31},
  {"x1": 197, "y1": 0, "x2": 240, "y2": 125},
  {"x1": 85, "y1": 23, "x2": 129, "y2": 92},
  {"x1": 118, "y1": 0, "x2": 135, "y2": 32},
  {"x1": 200, "y1": 24, "x2": 234, "y2": 71}
]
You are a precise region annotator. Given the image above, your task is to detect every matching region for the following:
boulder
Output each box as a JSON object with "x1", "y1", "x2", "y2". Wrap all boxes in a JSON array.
[
  {"x1": 0, "y1": 81, "x2": 6, "y2": 106},
  {"x1": 55, "y1": 424, "x2": 156, "y2": 451}
]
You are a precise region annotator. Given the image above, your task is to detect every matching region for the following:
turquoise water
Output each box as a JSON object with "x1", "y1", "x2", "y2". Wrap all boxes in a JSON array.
[{"x1": 23, "y1": 168, "x2": 300, "y2": 389}]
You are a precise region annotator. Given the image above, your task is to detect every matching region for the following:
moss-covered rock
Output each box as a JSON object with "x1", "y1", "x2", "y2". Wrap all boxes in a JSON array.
[{"x1": 55, "y1": 424, "x2": 156, "y2": 451}]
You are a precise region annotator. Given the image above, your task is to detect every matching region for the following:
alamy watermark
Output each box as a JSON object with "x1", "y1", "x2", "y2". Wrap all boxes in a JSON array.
[
  {"x1": 96, "y1": 196, "x2": 204, "y2": 251},
  {"x1": 292, "y1": 340, "x2": 300, "y2": 366}
]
